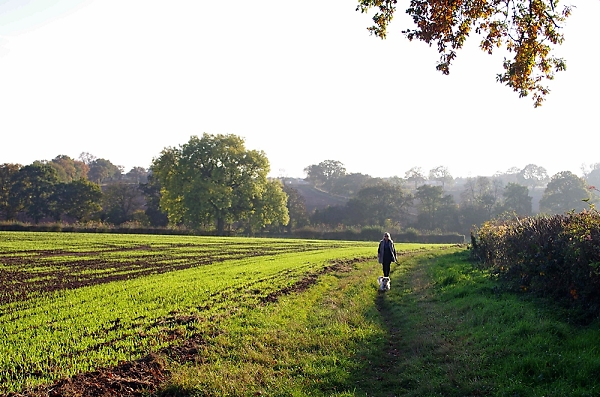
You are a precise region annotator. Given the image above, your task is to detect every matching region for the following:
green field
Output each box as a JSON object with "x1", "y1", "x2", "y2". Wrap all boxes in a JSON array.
[
  {"x1": 2, "y1": 232, "x2": 599, "y2": 396},
  {"x1": 0, "y1": 232, "x2": 439, "y2": 394}
]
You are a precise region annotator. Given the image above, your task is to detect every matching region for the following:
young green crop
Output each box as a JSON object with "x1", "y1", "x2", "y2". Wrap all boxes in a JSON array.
[{"x1": 0, "y1": 232, "x2": 440, "y2": 393}]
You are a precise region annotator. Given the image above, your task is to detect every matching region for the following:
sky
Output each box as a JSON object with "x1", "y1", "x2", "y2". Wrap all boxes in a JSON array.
[{"x1": 1, "y1": 0, "x2": 598, "y2": 180}]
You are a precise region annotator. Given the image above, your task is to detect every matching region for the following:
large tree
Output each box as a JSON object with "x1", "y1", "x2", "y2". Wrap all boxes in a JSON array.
[
  {"x1": 124, "y1": 167, "x2": 149, "y2": 184},
  {"x1": 405, "y1": 166, "x2": 426, "y2": 189},
  {"x1": 415, "y1": 185, "x2": 451, "y2": 230},
  {"x1": 539, "y1": 171, "x2": 591, "y2": 214},
  {"x1": 152, "y1": 133, "x2": 287, "y2": 235},
  {"x1": 87, "y1": 158, "x2": 122, "y2": 184},
  {"x1": 428, "y1": 165, "x2": 454, "y2": 189},
  {"x1": 47, "y1": 155, "x2": 89, "y2": 182},
  {"x1": 243, "y1": 180, "x2": 290, "y2": 235},
  {"x1": 501, "y1": 182, "x2": 533, "y2": 216},
  {"x1": 460, "y1": 176, "x2": 503, "y2": 227},
  {"x1": 9, "y1": 164, "x2": 60, "y2": 223},
  {"x1": 304, "y1": 160, "x2": 347, "y2": 191},
  {"x1": 518, "y1": 164, "x2": 549, "y2": 190},
  {"x1": 412, "y1": 183, "x2": 460, "y2": 232},
  {"x1": 52, "y1": 179, "x2": 102, "y2": 222},
  {"x1": 357, "y1": 0, "x2": 571, "y2": 106}
]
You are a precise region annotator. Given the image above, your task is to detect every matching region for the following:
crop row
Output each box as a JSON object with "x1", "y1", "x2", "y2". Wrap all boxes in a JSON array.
[{"x1": 0, "y1": 232, "x2": 366, "y2": 305}]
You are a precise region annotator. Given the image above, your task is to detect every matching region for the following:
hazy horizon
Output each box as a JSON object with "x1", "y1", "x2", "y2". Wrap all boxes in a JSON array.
[{"x1": 7, "y1": 150, "x2": 595, "y2": 183}]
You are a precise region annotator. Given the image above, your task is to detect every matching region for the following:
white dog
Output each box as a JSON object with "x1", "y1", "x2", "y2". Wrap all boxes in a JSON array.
[{"x1": 377, "y1": 276, "x2": 391, "y2": 291}]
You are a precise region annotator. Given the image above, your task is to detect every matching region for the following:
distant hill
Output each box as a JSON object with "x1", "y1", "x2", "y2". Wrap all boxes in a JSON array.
[{"x1": 284, "y1": 180, "x2": 348, "y2": 213}]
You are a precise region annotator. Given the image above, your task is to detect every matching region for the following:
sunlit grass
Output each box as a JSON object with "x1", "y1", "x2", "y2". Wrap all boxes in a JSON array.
[
  {"x1": 161, "y1": 251, "x2": 387, "y2": 396},
  {"x1": 4, "y1": 231, "x2": 599, "y2": 396},
  {"x1": 160, "y1": 246, "x2": 600, "y2": 396},
  {"x1": 0, "y1": 232, "x2": 397, "y2": 393}
]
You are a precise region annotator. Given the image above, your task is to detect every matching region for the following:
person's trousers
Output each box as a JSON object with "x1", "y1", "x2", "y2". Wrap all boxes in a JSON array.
[{"x1": 382, "y1": 261, "x2": 391, "y2": 277}]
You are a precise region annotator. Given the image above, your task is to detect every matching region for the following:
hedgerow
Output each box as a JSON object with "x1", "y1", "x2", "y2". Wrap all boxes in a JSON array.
[{"x1": 471, "y1": 209, "x2": 600, "y2": 317}]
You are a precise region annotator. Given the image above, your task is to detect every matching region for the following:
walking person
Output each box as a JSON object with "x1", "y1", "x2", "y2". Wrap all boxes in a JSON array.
[{"x1": 378, "y1": 232, "x2": 397, "y2": 278}]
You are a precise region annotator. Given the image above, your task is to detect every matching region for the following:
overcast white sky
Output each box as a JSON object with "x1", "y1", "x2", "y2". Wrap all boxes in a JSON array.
[{"x1": 1, "y1": 0, "x2": 598, "y2": 179}]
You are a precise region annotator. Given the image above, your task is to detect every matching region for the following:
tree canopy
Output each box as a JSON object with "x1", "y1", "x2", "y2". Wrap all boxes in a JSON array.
[
  {"x1": 415, "y1": 184, "x2": 458, "y2": 231},
  {"x1": 346, "y1": 182, "x2": 413, "y2": 227},
  {"x1": 46, "y1": 155, "x2": 89, "y2": 182},
  {"x1": 52, "y1": 178, "x2": 102, "y2": 222},
  {"x1": 428, "y1": 166, "x2": 453, "y2": 189},
  {"x1": 502, "y1": 182, "x2": 533, "y2": 216},
  {"x1": 9, "y1": 163, "x2": 60, "y2": 223},
  {"x1": 87, "y1": 158, "x2": 122, "y2": 184},
  {"x1": 304, "y1": 160, "x2": 347, "y2": 191},
  {"x1": 405, "y1": 166, "x2": 426, "y2": 189},
  {"x1": 518, "y1": 164, "x2": 549, "y2": 189},
  {"x1": 539, "y1": 171, "x2": 591, "y2": 214},
  {"x1": 357, "y1": 0, "x2": 572, "y2": 106},
  {"x1": 151, "y1": 133, "x2": 289, "y2": 235}
]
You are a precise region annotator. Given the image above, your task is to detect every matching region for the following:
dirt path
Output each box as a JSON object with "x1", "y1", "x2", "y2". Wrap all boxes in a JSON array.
[{"x1": 360, "y1": 253, "x2": 463, "y2": 396}]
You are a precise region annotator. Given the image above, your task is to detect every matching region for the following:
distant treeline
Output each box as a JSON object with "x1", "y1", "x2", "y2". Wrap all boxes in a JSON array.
[
  {"x1": 1, "y1": 141, "x2": 599, "y2": 242},
  {"x1": 297, "y1": 160, "x2": 600, "y2": 237}
]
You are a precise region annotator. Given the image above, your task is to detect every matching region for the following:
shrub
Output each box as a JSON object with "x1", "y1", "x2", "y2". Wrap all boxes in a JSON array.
[{"x1": 472, "y1": 210, "x2": 600, "y2": 316}]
